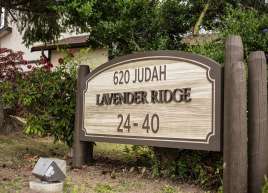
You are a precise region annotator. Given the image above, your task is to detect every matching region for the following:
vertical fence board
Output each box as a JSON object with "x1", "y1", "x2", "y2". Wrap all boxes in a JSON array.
[
  {"x1": 248, "y1": 51, "x2": 268, "y2": 193},
  {"x1": 224, "y1": 36, "x2": 248, "y2": 193},
  {"x1": 73, "y1": 65, "x2": 93, "y2": 167}
]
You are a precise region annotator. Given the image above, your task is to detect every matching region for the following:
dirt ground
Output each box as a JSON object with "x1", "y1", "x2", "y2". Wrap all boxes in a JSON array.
[{"x1": 0, "y1": 132, "x2": 206, "y2": 193}]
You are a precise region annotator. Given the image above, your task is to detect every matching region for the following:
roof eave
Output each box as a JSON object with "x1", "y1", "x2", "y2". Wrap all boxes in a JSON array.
[{"x1": 31, "y1": 42, "x2": 89, "y2": 52}]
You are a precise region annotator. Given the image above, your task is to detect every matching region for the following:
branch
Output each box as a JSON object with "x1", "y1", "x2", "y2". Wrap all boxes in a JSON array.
[
  {"x1": 8, "y1": 10, "x2": 17, "y2": 22},
  {"x1": 193, "y1": 0, "x2": 211, "y2": 36}
]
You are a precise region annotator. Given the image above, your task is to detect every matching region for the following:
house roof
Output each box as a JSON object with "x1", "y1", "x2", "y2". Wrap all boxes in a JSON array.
[{"x1": 31, "y1": 35, "x2": 89, "y2": 52}]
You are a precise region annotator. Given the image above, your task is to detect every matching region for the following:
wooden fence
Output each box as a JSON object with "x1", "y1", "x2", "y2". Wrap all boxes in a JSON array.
[{"x1": 224, "y1": 36, "x2": 268, "y2": 193}]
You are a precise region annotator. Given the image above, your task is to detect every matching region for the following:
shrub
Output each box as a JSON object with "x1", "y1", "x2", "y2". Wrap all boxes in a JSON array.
[
  {"x1": 220, "y1": 5, "x2": 268, "y2": 57},
  {"x1": 124, "y1": 145, "x2": 222, "y2": 190},
  {"x1": 160, "y1": 150, "x2": 222, "y2": 190},
  {"x1": 0, "y1": 48, "x2": 27, "y2": 115},
  {"x1": 185, "y1": 5, "x2": 268, "y2": 64},
  {"x1": 0, "y1": 48, "x2": 26, "y2": 82},
  {"x1": 20, "y1": 62, "x2": 77, "y2": 147},
  {"x1": 0, "y1": 48, "x2": 77, "y2": 146},
  {"x1": 185, "y1": 41, "x2": 224, "y2": 64},
  {"x1": 263, "y1": 177, "x2": 268, "y2": 193},
  {"x1": 217, "y1": 186, "x2": 223, "y2": 193}
]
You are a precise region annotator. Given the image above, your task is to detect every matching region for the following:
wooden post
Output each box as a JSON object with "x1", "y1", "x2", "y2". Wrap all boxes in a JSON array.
[
  {"x1": 223, "y1": 36, "x2": 247, "y2": 193},
  {"x1": 248, "y1": 51, "x2": 268, "y2": 193},
  {"x1": 72, "y1": 65, "x2": 93, "y2": 168}
]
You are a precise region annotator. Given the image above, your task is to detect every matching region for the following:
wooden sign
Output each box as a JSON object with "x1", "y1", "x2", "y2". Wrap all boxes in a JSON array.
[{"x1": 79, "y1": 51, "x2": 222, "y2": 151}]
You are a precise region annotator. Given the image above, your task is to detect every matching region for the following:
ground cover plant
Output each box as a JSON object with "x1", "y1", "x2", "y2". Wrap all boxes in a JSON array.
[
  {"x1": 20, "y1": 61, "x2": 77, "y2": 147},
  {"x1": 0, "y1": 132, "x2": 206, "y2": 193},
  {"x1": 124, "y1": 145, "x2": 222, "y2": 190}
]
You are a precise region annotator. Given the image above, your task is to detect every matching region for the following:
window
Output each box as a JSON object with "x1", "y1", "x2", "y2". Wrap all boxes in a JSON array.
[{"x1": 0, "y1": 7, "x2": 5, "y2": 29}]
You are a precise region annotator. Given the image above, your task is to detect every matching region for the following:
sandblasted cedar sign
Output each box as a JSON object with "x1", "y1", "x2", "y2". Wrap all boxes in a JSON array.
[{"x1": 79, "y1": 51, "x2": 222, "y2": 151}]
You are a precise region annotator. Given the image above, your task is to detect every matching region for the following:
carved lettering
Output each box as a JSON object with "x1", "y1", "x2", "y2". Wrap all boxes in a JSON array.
[{"x1": 96, "y1": 88, "x2": 191, "y2": 106}]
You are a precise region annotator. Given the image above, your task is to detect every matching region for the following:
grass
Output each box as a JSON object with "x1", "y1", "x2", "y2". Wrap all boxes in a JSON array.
[
  {"x1": 94, "y1": 183, "x2": 115, "y2": 193},
  {"x1": 116, "y1": 179, "x2": 145, "y2": 192},
  {"x1": 160, "y1": 185, "x2": 179, "y2": 193},
  {"x1": 0, "y1": 132, "x2": 204, "y2": 193},
  {"x1": 0, "y1": 132, "x2": 133, "y2": 170},
  {"x1": 63, "y1": 177, "x2": 87, "y2": 193},
  {"x1": 94, "y1": 142, "x2": 131, "y2": 161},
  {"x1": 0, "y1": 177, "x2": 23, "y2": 193},
  {"x1": 0, "y1": 133, "x2": 137, "y2": 193},
  {"x1": 0, "y1": 133, "x2": 68, "y2": 168}
]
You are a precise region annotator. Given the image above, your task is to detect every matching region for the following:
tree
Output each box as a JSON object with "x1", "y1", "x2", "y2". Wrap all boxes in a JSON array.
[
  {"x1": 0, "y1": 0, "x2": 63, "y2": 46},
  {"x1": 188, "y1": 0, "x2": 268, "y2": 35},
  {"x1": 220, "y1": 5, "x2": 268, "y2": 55},
  {"x1": 1, "y1": 0, "x2": 267, "y2": 56},
  {"x1": 0, "y1": 0, "x2": 266, "y2": 47}
]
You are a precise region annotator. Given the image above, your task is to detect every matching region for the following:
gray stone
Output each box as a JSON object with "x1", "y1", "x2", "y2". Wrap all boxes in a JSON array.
[
  {"x1": 29, "y1": 180, "x2": 63, "y2": 193},
  {"x1": 32, "y1": 158, "x2": 66, "y2": 182}
]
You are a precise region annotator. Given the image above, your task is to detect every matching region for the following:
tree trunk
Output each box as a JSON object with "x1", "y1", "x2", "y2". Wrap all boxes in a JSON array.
[{"x1": 193, "y1": 0, "x2": 210, "y2": 36}]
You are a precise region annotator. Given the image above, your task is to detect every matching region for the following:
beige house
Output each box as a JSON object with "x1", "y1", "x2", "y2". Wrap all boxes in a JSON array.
[
  {"x1": 31, "y1": 35, "x2": 108, "y2": 67},
  {"x1": 0, "y1": 8, "x2": 108, "y2": 67},
  {"x1": 0, "y1": 8, "x2": 43, "y2": 62}
]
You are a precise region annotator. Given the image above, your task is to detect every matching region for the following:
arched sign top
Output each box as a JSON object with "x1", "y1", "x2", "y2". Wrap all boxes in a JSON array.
[
  {"x1": 85, "y1": 51, "x2": 222, "y2": 82},
  {"x1": 80, "y1": 51, "x2": 222, "y2": 151}
]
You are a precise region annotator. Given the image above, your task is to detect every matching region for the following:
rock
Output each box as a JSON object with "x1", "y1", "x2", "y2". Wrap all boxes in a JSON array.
[
  {"x1": 129, "y1": 167, "x2": 135, "y2": 173},
  {"x1": 122, "y1": 167, "x2": 127, "y2": 173},
  {"x1": 29, "y1": 180, "x2": 64, "y2": 193},
  {"x1": 141, "y1": 167, "x2": 146, "y2": 176}
]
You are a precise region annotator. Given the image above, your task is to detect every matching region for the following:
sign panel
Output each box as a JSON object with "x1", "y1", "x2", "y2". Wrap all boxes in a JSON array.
[{"x1": 80, "y1": 51, "x2": 222, "y2": 151}]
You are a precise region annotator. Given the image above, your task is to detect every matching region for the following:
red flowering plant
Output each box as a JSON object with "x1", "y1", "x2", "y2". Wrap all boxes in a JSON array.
[
  {"x1": 39, "y1": 56, "x2": 54, "y2": 71},
  {"x1": 0, "y1": 48, "x2": 25, "y2": 82},
  {"x1": 1, "y1": 47, "x2": 77, "y2": 146},
  {"x1": 0, "y1": 48, "x2": 28, "y2": 116},
  {"x1": 16, "y1": 52, "x2": 77, "y2": 146},
  {"x1": 0, "y1": 48, "x2": 52, "y2": 114}
]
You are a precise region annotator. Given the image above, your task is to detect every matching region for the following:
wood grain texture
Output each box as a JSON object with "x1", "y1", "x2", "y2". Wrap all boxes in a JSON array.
[
  {"x1": 83, "y1": 58, "x2": 216, "y2": 145},
  {"x1": 223, "y1": 36, "x2": 248, "y2": 193},
  {"x1": 248, "y1": 51, "x2": 268, "y2": 193}
]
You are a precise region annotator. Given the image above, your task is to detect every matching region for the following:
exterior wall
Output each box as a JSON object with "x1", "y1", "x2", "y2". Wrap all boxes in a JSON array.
[
  {"x1": 50, "y1": 48, "x2": 108, "y2": 68},
  {"x1": 0, "y1": 21, "x2": 43, "y2": 62}
]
